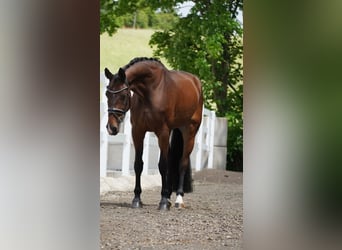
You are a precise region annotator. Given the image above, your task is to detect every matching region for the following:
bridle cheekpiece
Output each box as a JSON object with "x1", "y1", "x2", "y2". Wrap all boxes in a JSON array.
[{"x1": 106, "y1": 82, "x2": 131, "y2": 123}]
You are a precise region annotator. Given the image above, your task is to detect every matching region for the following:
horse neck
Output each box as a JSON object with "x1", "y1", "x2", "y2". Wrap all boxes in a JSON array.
[{"x1": 126, "y1": 64, "x2": 161, "y2": 99}]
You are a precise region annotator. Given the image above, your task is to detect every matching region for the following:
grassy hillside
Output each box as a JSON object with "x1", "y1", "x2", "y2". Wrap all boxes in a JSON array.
[{"x1": 100, "y1": 28, "x2": 169, "y2": 72}]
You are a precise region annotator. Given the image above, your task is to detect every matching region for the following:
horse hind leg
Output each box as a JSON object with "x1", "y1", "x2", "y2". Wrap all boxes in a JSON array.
[
  {"x1": 175, "y1": 192, "x2": 185, "y2": 208},
  {"x1": 175, "y1": 156, "x2": 191, "y2": 208},
  {"x1": 175, "y1": 128, "x2": 196, "y2": 209}
]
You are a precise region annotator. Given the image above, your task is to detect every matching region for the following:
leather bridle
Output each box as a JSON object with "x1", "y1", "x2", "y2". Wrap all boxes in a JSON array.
[{"x1": 106, "y1": 84, "x2": 131, "y2": 122}]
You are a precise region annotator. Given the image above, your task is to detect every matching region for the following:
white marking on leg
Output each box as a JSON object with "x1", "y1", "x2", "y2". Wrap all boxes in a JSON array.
[{"x1": 175, "y1": 194, "x2": 184, "y2": 206}]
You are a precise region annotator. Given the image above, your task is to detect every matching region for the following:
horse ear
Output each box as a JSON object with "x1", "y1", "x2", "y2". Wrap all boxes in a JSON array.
[
  {"x1": 118, "y1": 68, "x2": 126, "y2": 82},
  {"x1": 104, "y1": 68, "x2": 113, "y2": 80}
]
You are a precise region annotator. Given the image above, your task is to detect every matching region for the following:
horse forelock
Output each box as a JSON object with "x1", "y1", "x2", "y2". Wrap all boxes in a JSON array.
[{"x1": 108, "y1": 73, "x2": 122, "y2": 89}]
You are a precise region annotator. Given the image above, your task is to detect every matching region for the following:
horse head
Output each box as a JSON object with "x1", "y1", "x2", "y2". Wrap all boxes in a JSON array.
[{"x1": 104, "y1": 67, "x2": 131, "y2": 135}]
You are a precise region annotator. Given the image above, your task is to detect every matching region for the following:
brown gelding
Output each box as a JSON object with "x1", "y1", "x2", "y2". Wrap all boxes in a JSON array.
[{"x1": 104, "y1": 57, "x2": 203, "y2": 210}]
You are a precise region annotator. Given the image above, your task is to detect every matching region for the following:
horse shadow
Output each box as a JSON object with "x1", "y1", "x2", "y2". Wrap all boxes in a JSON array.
[
  {"x1": 100, "y1": 201, "x2": 131, "y2": 208},
  {"x1": 100, "y1": 201, "x2": 155, "y2": 209}
]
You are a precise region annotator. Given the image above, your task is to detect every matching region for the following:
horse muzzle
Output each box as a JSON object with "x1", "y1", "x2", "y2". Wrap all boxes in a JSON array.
[{"x1": 106, "y1": 123, "x2": 118, "y2": 135}]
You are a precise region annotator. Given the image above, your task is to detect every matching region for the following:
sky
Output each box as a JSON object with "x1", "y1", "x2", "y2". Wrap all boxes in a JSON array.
[{"x1": 177, "y1": 1, "x2": 243, "y2": 25}]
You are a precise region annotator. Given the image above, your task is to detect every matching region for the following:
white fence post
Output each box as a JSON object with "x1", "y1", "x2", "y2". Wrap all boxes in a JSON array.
[
  {"x1": 100, "y1": 73, "x2": 108, "y2": 177},
  {"x1": 208, "y1": 110, "x2": 216, "y2": 169},
  {"x1": 100, "y1": 107, "x2": 108, "y2": 177},
  {"x1": 195, "y1": 108, "x2": 204, "y2": 171}
]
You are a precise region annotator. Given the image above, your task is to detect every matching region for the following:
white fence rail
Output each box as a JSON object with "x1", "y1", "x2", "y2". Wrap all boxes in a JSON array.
[{"x1": 100, "y1": 73, "x2": 216, "y2": 177}]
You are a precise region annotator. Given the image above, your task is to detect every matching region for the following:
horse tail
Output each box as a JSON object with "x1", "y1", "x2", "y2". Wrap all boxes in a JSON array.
[{"x1": 168, "y1": 128, "x2": 193, "y2": 193}]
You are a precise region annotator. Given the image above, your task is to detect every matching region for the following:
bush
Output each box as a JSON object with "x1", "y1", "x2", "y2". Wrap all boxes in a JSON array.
[{"x1": 226, "y1": 112, "x2": 243, "y2": 171}]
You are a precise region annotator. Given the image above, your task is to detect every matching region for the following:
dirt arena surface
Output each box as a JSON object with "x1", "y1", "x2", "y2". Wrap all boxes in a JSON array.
[{"x1": 100, "y1": 169, "x2": 243, "y2": 249}]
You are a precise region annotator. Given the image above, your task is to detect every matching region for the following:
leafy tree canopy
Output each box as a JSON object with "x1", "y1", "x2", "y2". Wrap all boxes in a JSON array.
[{"x1": 149, "y1": 0, "x2": 243, "y2": 170}]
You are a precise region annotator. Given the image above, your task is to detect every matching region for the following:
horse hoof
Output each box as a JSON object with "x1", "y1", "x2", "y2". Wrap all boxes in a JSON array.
[
  {"x1": 175, "y1": 203, "x2": 185, "y2": 209},
  {"x1": 158, "y1": 201, "x2": 171, "y2": 211},
  {"x1": 132, "y1": 199, "x2": 143, "y2": 208}
]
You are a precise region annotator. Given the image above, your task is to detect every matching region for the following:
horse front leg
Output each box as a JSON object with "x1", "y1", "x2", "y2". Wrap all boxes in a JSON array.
[
  {"x1": 132, "y1": 129, "x2": 145, "y2": 208},
  {"x1": 157, "y1": 130, "x2": 171, "y2": 210}
]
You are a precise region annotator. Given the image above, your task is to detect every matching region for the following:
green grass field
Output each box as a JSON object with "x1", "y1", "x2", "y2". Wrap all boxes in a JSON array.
[{"x1": 100, "y1": 28, "x2": 169, "y2": 72}]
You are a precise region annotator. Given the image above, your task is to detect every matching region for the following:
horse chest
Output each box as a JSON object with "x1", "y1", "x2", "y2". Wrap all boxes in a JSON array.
[{"x1": 132, "y1": 107, "x2": 163, "y2": 130}]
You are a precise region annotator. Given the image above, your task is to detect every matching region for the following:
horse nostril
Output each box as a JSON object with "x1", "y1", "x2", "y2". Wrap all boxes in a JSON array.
[
  {"x1": 106, "y1": 124, "x2": 118, "y2": 135},
  {"x1": 112, "y1": 126, "x2": 118, "y2": 135}
]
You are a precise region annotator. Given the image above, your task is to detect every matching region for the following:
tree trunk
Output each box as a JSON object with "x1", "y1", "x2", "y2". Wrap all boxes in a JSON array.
[{"x1": 133, "y1": 11, "x2": 137, "y2": 29}]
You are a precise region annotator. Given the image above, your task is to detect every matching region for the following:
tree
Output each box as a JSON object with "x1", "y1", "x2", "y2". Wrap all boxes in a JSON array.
[
  {"x1": 100, "y1": 0, "x2": 143, "y2": 34},
  {"x1": 149, "y1": 0, "x2": 243, "y2": 170},
  {"x1": 100, "y1": 1, "x2": 179, "y2": 31},
  {"x1": 100, "y1": 0, "x2": 120, "y2": 35}
]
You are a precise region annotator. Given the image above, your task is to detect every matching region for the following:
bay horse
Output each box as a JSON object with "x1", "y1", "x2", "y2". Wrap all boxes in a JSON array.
[{"x1": 104, "y1": 57, "x2": 203, "y2": 210}]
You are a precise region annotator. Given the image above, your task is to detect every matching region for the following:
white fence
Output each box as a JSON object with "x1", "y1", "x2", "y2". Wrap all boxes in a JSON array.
[{"x1": 100, "y1": 73, "x2": 216, "y2": 177}]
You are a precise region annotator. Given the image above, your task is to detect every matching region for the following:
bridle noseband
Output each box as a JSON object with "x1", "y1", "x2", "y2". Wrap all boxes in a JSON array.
[{"x1": 106, "y1": 84, "x2": 131, "y2": 122}]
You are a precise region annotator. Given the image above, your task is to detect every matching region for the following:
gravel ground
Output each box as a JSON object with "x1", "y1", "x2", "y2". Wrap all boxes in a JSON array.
[{"x1": 100, "y1": 169, "x2": 243, "y2": 249}]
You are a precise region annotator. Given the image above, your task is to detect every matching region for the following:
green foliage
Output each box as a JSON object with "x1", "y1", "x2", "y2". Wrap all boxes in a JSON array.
[
  {"x1": 149, "y1": 0, "x2": 243, "y2": 170},
  {"x1": 100, "y1": 0, "x2": 120, "y2": 36},
  {"x1": 153, "y1": 12, "x2": 178, "y2": 30},
  {"x1": 227, "y1": 84, "x2": 243, "y2": 171},
  {"x1": 100, "y1": 0, "x2": 179, "y2": 32}
]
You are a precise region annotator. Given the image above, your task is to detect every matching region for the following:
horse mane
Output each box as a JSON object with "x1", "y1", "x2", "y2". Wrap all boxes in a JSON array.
[{"x1": 123, "y1": 57, "x2": 165, "y2": 70}]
